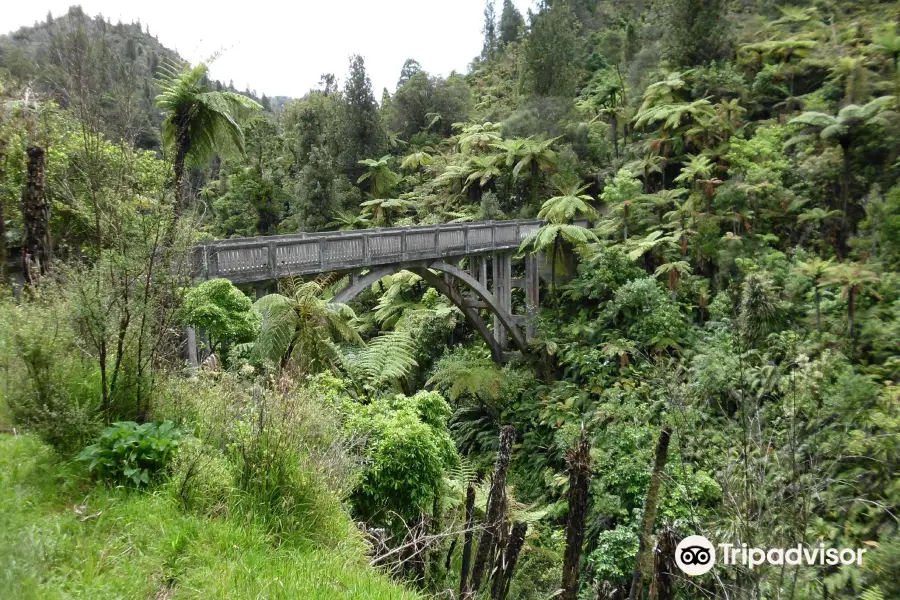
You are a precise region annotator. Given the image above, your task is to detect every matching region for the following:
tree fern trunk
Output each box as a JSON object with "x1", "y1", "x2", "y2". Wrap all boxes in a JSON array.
[
  {"x1": 460, "y1": 483, "x2": 477, "y2": 597},
  {"x1": 628, "y1": 426, "x2": 672, "y2": 600},
  {"x1": 22, "y1": 146, "x2": 50, "y2": 282},
  {"x1": 469, "y1": 425, "x2": 515, "y2": 598},
  {"x1": 653, "y1": 527, "x2": 679, "y2": 600},
  {"x1": 848, "y1": 288, "x2": 856, "y2": 338},
  {"x1": 493, "y1": 521, "x2": 527, "y2": 600},
  {"x1": 174, "y1": 121, "x2": 189, "y2": 217},
  {"x1": 562, "y1": 429, "x2": 591, "y2": 600}
]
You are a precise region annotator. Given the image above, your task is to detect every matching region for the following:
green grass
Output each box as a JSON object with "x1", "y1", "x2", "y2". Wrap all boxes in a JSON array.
[{"x1": 0, "y1": 434, "x2": 420, "y2": 600}]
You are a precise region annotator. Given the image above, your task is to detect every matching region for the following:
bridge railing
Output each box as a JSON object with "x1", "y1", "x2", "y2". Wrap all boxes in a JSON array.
[{"x1": 194, "y1": 219, "x2": 545, "y2": 284}]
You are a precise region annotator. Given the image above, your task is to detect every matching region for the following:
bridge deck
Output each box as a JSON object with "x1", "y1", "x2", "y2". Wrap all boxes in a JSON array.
[{"x1": 194, "y1": 219, "x2": 543, "y2": 284}]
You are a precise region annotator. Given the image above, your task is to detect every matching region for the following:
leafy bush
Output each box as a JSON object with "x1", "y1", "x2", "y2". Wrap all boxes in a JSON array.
[
  {"x1": 78, "y1": 421, "x2": 182, "y2": 487},
  {"x1": 345, "y1": 391, "x2": 457, "y2": 532},
  {"x1": 179, "y1": 278, "x2": 258, "y2": 358},
  {"x1": 0, "y1": 290, "x2": 103, "y2": 453}
]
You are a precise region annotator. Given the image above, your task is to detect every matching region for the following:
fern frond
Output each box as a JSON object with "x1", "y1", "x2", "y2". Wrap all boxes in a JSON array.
[{"x1": 353, "y1": 329, "x2": 419, "y2": 390}]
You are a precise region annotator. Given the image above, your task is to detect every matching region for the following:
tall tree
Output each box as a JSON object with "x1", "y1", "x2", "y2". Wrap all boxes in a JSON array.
[
  {"x1": 821, "y1": 262, "x2": 880, "y2": 339},
  {"x1": 498, "y1": 0, "x2": 524, "y2": 46},
  {"x1": 155, "y1": 61, "x2": 260, "y2": 213},
  {"x1": 341, "y1": 55, "x2": 387, "y2": 181},
  {"x1": 482, "y1": 0, "x2": 498, "y2": 60},
  {"x1": 660, "y1": 0, "x2": 732, "y2": 67},
  {"x1": 397, "y1": 58, "x2": 423, "y2": 88},
  {"x1": 788, "y1": 96, "x2": 897, "y2": 232},
  {"x1": 523, "y1": 3, "x2": 578, "y2": 97}
]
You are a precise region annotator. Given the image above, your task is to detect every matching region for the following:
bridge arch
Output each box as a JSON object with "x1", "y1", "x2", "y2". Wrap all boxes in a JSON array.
[{"x1": 329, "y1": 259, "x2": 527, "y2": 362}]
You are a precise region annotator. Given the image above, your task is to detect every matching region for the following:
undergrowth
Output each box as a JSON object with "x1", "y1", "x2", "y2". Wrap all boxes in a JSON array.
[{"x1": 0, "y1": 434, "x2": 420, "y2": 600}]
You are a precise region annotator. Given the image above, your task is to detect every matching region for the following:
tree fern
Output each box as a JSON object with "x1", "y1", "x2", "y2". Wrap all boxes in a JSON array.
[
  {"x1": 347, "y1": 329, "x2": 419, "y2": 391},
  {"x1": 249, "y1": 278, "x2": 360, "y2": 373},
  {"x1": 427, "y1": 352, "x2": 506, "y2": 403}
]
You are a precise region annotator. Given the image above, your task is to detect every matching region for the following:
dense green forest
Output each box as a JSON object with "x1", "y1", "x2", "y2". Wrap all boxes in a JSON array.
[{"x1": 1, "y1": 1, "x2": 898, "y2": 599}]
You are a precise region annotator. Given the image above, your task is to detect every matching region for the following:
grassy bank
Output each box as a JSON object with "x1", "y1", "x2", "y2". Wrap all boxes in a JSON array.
[{"x1": 0, "y1": 434, "x2": 419, "y2": 600}]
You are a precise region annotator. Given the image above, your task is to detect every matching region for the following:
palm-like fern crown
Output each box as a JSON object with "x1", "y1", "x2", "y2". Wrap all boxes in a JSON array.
[
  {"x1": 788, "y1": 96, "x2": 897, "y2": 145},
  {"x1": 427, "y1": 351, "x2": 505, "y2": 404},
  {"x1": 250, "y1": 277, "x2": 360, "y2": 372},
  {"x1": 155, "y1": 60, "x2": 261, "y2": 165},
  {"x1": 538, "y1": 183, "x2": 598, "y2": 224}
]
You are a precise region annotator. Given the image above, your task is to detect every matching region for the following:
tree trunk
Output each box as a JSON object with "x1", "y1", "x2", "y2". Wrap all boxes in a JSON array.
[
  {"x1": 460, "y1": 483, "x2": 477, "y2": 597},
  {"x1": 173, "y1": 122, "x2": 189, "y2": 216},
  {"x1": 562, "y1": 429, "x2": 591, "y2": 600},
  {"x1": 814, "y1": 288, "x2": 822, "y2": 338},
  {"x1": 426, "y1": 493, "x2": 448, "y2": 592},
  {"x1": 627, "y1": 426, "x2": 673, "y2": 600},
  {"x1": 611, "y1": 116, "x2": 619, "y2": 158},
  {"x1": 0, "y1": 142, "x2": 7, "y2": 284},
  {"x1": 848, "y1": 288, "x2": 856, "y2": 338},
  {"x1": 22, "y1": 146, "x2": 51, "y2": 283},
  {"x1": 652, "y1": 527, "x2": 679, "y2": 600},
  {"x1": 840, "y1": 143, "x2": 851, "y2": 232},
  {"x1": 469, "y1": 425, "x2": 515, "y2": 598},
  {"x1": 492, "y1": 521, "x2": 527, "y2": 600}
]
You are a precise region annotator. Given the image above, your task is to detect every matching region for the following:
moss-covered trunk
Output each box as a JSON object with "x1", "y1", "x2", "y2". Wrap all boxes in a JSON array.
[
  {"x1": 22, "y1": 145, "x2": 50, "y2": 282},
  {"x1": 627, "y1": 426, "x2": 672, "y2": 600},
  {"x1": 468, "y1": 425, "x2": 515, "y2": 598},
  {"x1": 562, "y1": 430, "x2": 591, "y2": 600}
]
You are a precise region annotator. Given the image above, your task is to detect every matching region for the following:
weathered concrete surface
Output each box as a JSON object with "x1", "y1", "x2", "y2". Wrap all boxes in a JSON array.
[
  {"x1": 193, "y1": 219, "x2": 547, "y2": 363},
  {"x1": 193, "y1": 220, "x2": 543, "y2": 284}
]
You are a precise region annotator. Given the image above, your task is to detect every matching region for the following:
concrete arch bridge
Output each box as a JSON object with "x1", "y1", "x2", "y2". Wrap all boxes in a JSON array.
[{"x1": 192, "y1": 219, "x2": 546, "y2": 363}]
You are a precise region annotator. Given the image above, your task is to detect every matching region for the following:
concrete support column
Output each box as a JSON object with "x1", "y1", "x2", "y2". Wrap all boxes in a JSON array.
[
  {"x1": 186, "y1": 327, "x2": 199, "y2": 367},
  {"x1": 525, "y1": 254, "x2": 539, "y2": 341},
  {"x1": 255, "y1": 283, "x2": 269, "y2": 300},
  {"x1": 492, "y1": 251, "x2": 512, "y2": 349},
  {"x1": 478, "y1": 256, "x2": 488, "y2": 288}
]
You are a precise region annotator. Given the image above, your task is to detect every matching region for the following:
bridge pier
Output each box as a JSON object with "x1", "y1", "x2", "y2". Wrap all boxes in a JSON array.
[
  {"x1": 525, "y1": 254, "x2": 539, "y2": 340},
  {"x1": 492, "y1": 251, "x2": 512, "y2": 349}
]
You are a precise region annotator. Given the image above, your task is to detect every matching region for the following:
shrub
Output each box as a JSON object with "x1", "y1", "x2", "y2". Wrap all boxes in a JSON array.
[
  {"x1": 345, "y1": 391, "x2": 457, "y2": 533},
  {"x1": 158, "y1": 371, "x2": 357, "y2": 547},
  {"x1": 0, "y1": 290, "x2": 103, "y2": 453},
  {"x1": 78, "y1": 421, "x2": 182, "y2": 487},
  {"x1": 179, "y1": 278, "x2": 258, "y2": 359},
  {"x1": 168, "y1": 435, "x2": 234, "y2": 515}
]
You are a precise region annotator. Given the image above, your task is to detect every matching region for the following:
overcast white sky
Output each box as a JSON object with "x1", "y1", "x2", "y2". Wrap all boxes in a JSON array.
[{"x1": 3, "y1": 1, "x2": 536, "y2": 98}]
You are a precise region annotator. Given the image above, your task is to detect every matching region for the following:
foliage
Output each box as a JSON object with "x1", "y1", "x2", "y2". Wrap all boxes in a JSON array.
[
  {"x1": 346, "y1": 391, "x2": 457, "y2": 532},
  {"x1": 248, "y1": 278, "x2": 360, "y2": 374},
  {"x1": 77, "y1": 421, "x2": 182, "y2": 487},
  {"x1": 5, "y1": 1, "x2": 900, "y2": 598},
  {"x1": 0, "y1": 434, "x2": 420, "y2": 600},
  {"x1": 179, "y1": 279, "x2": 258, "y2": 356}
]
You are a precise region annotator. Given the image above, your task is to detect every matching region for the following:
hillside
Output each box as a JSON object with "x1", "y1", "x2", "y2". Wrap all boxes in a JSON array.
[{"x1": 0, "y1": 5, "x2": 280, "y2": 150}]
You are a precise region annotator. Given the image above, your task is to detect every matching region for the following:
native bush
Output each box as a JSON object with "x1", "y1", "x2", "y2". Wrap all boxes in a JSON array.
[
  {"x1": 77, "y1": 420, "x2": 182, "y2": 487},
  {"x1": 157, "y1": 370, "x2": 357, "y2": 546},
  {"x1": 0, "y1": 289, "x2": 103, "y2": 453},
  {"x1": 345, "y1": 390, "x2": 457, "y2": 533},
  {"x1": 179, "y1": 278, "x2": 258, "y2": 360}
]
